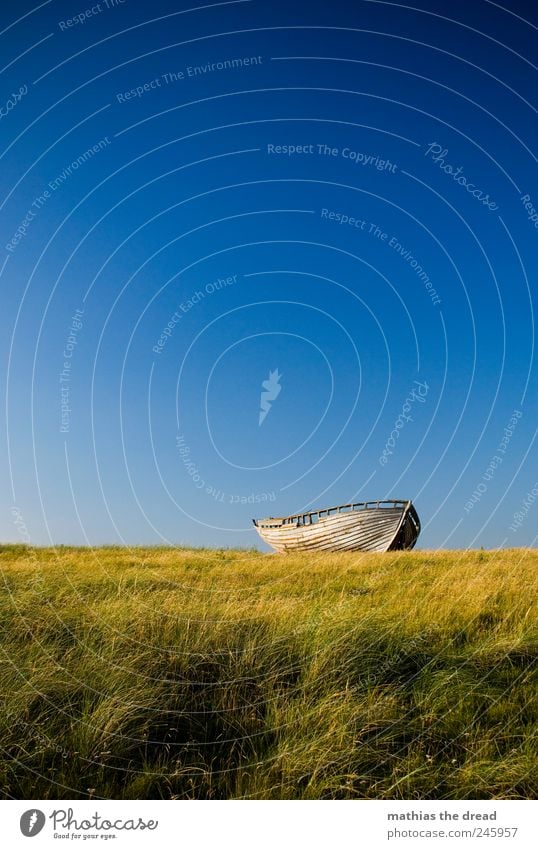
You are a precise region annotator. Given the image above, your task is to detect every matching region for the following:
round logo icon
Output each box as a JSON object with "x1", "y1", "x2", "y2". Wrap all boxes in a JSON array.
[{"x1": 20, "y1": 810, "x2": 46, "y2": 837}]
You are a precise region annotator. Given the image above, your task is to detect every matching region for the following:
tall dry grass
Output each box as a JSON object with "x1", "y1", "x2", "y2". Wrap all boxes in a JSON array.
[{"x1": 0, "y1": 545, "x2": 536, "y2": 799}]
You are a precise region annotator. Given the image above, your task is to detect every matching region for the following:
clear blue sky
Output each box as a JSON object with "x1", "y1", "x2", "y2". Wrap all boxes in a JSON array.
[{"x1": 1, "y1": 0, "x2": 536, "y2": 549}]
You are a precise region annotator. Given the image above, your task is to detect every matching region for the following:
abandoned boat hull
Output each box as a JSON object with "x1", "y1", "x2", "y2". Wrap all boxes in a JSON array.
[{"x1": 253, "y1": 500, "x2": 420, "y2": 553}]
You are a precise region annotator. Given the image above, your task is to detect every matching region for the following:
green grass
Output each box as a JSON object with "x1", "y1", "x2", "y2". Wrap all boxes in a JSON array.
[{"x1": 0, "y1": 545, "x2": 536, "y2": 799}]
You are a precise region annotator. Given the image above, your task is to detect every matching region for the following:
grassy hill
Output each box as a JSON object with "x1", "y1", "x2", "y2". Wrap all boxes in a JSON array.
[{"x1": 0, "y1": 545, "x2": 536, "y2": 800}]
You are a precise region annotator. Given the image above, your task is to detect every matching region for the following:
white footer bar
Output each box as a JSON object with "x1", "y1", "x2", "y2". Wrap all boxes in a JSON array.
[{"x1": 3, "y1": 799, "x2": 536, "y2": 848}]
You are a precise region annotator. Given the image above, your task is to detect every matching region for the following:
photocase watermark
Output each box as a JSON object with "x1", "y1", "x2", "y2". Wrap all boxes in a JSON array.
[
  {"x1": 116, "y1": 55, "x2": 263, "y2": 102},
  {"x1": 48, "y1": 138, "x2": 111, "y2": 190},
  {"x1": 267, "y1": 142, "x2": 398, "y2": 172},
  {"x1": 379, "y1": 381, "x2": 429, "y2": 465},
  {"x1": 11, "y1": 506, "x2": 31, "y2": 543},
  {"x1": 176, "y1": 435, "x2": 275, "y2": 504},
  {"x1": 361, "y1": 634, "x2": 429, "y2": 689},
  {"x1": 52, "y1": 808, "x2": 158, "y2": 834},
  {"x1": 0, "y1": 84, "x2": 28, "y2": 122},
  {"x1": 60, "y1": 309, "x2": 84, "y2": 434},
  {"x1": 509, "y1": 482, "x2": 538, "y2": 533},
  {"x1": 58, "y1": 0, "x2": 126, "y2": 31},
  {"x1": 5, "y1": 138, "x2": 110, "y2": 254},
  {"x1": 520, "y1": 192, "x2": 538, "y2": 231},
  {"x1": 153, "y1": 274, "x2": 238, "y2": 354},
  {"x1": 10, "y1": 507, "x2": 43, "y2": 569},
  {"x1": 320, "y1": 208, "x2": 441, "y2": 305},
  {"x1": 464, "y1": 409, "x2": 522, "y2": 514},
  {"x1": 20, "y1": 809, "x2": 46, "y2": 837},
  {"x1": 320, "y1": 207, "x2": 369, "y2": 231},
  {"x1": 19, "y1": 807, "x2": 158, "y2": 837},
  {"x1": 10, "y1": 715, "x2": 72, "y2": 758},
  {"x1": 383, "y1": 230, "x2": 441, "y2": 305},
  {"x1": 259, "y1": 369, "x2": 282, "y2": 426},
  {"x1": 424, "y1": 143, "x2": 499, "y2": 211}
]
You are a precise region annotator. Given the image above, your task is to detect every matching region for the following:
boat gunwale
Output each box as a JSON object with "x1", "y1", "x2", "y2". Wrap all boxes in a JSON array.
[{"x1": 253, "y1": 499, "x2": 411, "y2": 529}]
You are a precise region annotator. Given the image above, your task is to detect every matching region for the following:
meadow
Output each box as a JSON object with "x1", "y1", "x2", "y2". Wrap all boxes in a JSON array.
[{"x1": 0, "y1": 545, "x2": 536, "y2": 800}]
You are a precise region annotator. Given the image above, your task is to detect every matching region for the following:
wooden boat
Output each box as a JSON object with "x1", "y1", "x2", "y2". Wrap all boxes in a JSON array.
[{"x1": 253, "y1": 499, "x2": 420, "y2": 553}]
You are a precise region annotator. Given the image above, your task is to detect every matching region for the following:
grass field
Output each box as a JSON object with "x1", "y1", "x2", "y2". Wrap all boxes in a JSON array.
[{"x1": 0, "y1": 545, "x2": 536, "y2": 800}]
